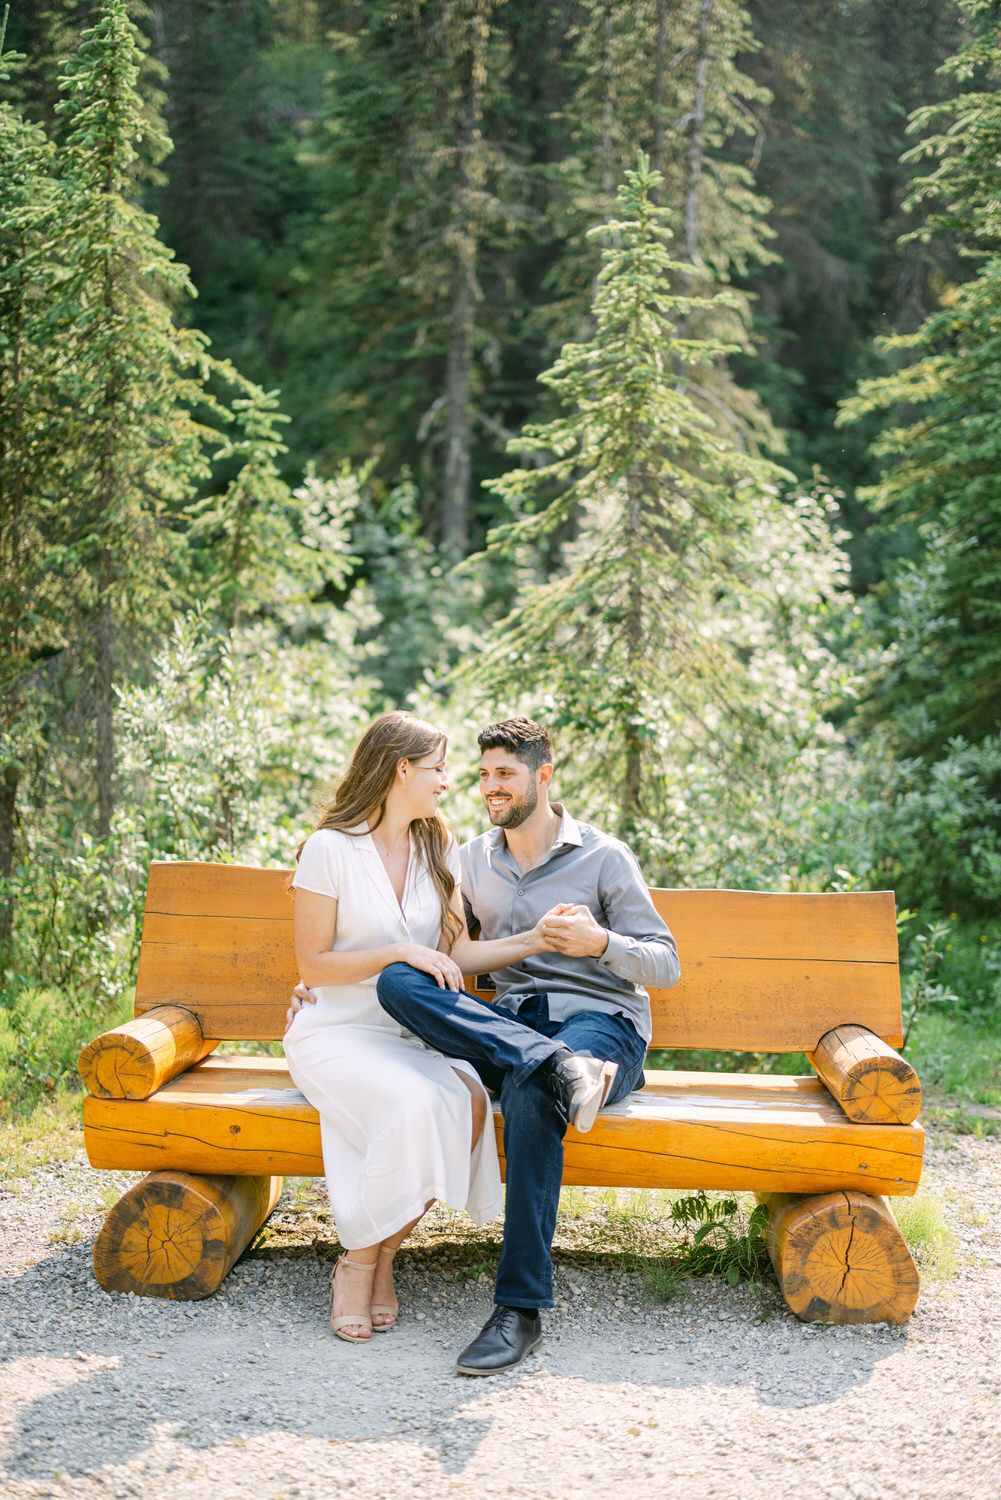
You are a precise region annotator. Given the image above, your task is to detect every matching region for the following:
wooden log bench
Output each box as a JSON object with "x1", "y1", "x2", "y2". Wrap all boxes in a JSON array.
[{"x1": 79, "y1": 862, "x2": 924, "y2": 1323}]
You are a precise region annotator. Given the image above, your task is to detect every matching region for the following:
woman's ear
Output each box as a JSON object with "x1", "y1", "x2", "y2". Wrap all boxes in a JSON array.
[{"x1": 397, "y1": 758, "x2": 410, "y2": 783}]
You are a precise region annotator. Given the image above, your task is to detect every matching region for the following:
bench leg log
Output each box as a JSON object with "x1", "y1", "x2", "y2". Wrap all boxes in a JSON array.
[
  {"x1": 758, "y1": 1190, "x2": 920, "y2": 1325},
  {"x1": 93, "y1": 1170, "x2": 283, "y2": 1300}
]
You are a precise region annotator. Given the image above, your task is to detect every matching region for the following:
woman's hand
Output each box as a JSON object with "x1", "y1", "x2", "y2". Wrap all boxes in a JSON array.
[
  {"x1": 398, "y1": 943, "x2": 465, "y2": 991},
  {"x1": 284, "y1": 981, "x2": 317, "y2": 1034},
  {"x1": 530, "y1": 912, "x2": 559, "y2": 953}
]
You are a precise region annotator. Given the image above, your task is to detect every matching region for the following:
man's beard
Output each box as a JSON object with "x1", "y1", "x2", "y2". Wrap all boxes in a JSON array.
[{"x1": 487, "y1": 783, "x2": 538, "y2": 829}]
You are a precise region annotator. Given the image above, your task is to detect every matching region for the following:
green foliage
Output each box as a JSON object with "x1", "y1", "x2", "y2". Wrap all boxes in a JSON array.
[
  {"x1": 466, "y1": 154, "x2": 851, "y2": 880},
  {"x1": 0, "y1": 984, "x2": 130, "y2": 1105},
  {"x1": 801, "y1": 732, "x2": 1001, "y2": 920},
  {"x1": 899, "y1": 919, "x2": 960, "y2": 1049},
  {"x1": 838, "y1": 2, "x2": 1001, "y2": 756},
  {"x1": 891, "y1": 1192, "x2": 958, "y2": 1281},
  {"x1": 659, "y1": 1191, "x2": 772, "y2": 1292}
]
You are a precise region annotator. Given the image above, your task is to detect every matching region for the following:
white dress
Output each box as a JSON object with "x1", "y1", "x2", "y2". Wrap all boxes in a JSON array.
[{"x1": 283, "y1": 824, "x2": 503, "y2": 1248}]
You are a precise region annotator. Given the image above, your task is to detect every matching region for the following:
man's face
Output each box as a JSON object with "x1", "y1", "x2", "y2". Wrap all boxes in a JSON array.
[{"x1": 478, "y1": 748, "x2": 547, "y2": 829}]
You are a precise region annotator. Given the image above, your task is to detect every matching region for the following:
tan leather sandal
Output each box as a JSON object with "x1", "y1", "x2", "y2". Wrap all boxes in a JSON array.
[
  {"x1": 330, "y1": 1253, "x2": 377, "y2": 1343},
  {"x1": 370, "y1": 1244, "x2": 400, "y2": 1332}
]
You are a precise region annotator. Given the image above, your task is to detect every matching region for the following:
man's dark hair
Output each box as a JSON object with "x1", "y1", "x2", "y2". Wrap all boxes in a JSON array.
[{"x1": 477, "y1": 717, "x2": 554, "y2": 772}]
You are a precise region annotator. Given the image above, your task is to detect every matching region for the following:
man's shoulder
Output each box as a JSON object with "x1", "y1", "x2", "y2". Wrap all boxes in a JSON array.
[
  {"x1": 458, "y1": 828, "x2": 496, "y2": 868},
  {"x1": 573, "y1": 817, "x2": 639, "y2": 864}
]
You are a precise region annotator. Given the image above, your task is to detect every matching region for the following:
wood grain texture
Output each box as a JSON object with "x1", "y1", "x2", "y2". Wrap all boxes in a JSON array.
[
  {"x1": 92, "y1": 1170, "x2": 282, "y2": 1300},
  {"x1": 82, "y1": 1057, "x2": 923, "y2": 1195},
  {"x1": 808, "y1": 1025, "x2": 922, "y2": 1125},
  {"x1": 758, "y1": 1190, "x2": 920, "y2": 1324},
  {"x1": 77, "y1": 1005, "x2": 218, "y2": 1100},
  {"x1": 133, "y1": 862, "x2": 903, "y2": 1049}
]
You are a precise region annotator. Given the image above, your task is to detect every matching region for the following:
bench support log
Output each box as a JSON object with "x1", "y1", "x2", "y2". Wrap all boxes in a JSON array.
[
  {"x1": 78, "y1": 1005, "x2": 218, "y2": 1100},
  {"x1": 758, "y1": 1190, "x2": 919, "y2": 1325},
  {"x1": 807, "y1": 1024, "x2": 921, "y2": 1124},
  {"x1": 93, "y1": 1170, "x2": 282, "y2": 1299}
]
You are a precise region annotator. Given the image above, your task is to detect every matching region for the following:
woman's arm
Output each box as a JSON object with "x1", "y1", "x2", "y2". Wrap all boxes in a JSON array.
[
  {"x1": 444, "y1": 886, "x2": 550, "y2": 975},
  {"x1": 295, "y1": 889, "x2": 465, "y2": 991}
]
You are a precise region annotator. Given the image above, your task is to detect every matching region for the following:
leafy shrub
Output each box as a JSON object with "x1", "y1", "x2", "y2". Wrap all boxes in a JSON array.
[{"x1": 0, "y1": 985, "x2": 130, "y2": 1106}]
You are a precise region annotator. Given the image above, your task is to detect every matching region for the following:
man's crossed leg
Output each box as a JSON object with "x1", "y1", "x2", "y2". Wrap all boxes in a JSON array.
[{"x1": 376, "y1": 962, "x2": 646, "y2": 1374}]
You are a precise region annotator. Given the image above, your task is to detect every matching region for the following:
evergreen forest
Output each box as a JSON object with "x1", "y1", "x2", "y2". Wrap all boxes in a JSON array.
[{"x1": 1, "y1": 0, "x2": 999, "y2": 1110}]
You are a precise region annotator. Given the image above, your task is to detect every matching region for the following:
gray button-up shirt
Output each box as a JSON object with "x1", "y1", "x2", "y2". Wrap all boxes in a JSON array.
[{"x1": 459, "y1": 806, "x2": 680, "y2": 1043}]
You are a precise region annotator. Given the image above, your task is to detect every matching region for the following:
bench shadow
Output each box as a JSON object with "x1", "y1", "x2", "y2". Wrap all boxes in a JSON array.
[{"x1": 0, "y1": 1234, "x2": 911, "y2": 1487}]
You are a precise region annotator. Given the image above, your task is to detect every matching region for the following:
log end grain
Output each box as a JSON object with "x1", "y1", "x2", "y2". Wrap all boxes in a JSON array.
[
  {"x1": 78, "y1": 1005, "x2": 218, "y2": 1100},
  {"x1": 93, "y1": 1171, "x2": 282, "y2": 1299},
  {"x1": 808, "y1": 1025, "x2": 922, "y2": 1125},
  {"x1": 760, "y1": 1189, "x2": 920, "y2": 1325}
]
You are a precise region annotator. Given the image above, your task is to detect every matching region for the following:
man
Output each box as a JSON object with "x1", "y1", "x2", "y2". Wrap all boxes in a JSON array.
[{"x1": 373, "y1": 717, "x2": 680, "y2": 1375}]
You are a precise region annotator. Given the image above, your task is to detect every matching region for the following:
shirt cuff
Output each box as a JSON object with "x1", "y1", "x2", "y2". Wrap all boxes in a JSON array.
[{"x1": 597, "y1": 928, "x2": 628, "y2": 972}]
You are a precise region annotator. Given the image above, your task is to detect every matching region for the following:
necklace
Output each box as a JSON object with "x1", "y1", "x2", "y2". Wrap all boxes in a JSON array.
[{"x1": 371, "y1": 833, "x2": 408, "y2": 862}]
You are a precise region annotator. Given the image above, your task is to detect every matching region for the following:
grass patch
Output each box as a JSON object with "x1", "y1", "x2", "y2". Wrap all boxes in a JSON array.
[
  {"x1": 0, "y1": 1086, "x2": 84, "y2": 1183},
  {"x1": 893, "y1": 1192, "x2": 958, "y2": 1281},
  {"x1": 905, "y1": 1010, "x2": 1001, "y2": 1109}
]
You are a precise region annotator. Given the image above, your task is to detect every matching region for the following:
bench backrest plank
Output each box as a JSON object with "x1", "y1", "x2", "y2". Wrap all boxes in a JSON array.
[{"x1": 134, "y1": 863, "x2": 901, "y2": 1050}]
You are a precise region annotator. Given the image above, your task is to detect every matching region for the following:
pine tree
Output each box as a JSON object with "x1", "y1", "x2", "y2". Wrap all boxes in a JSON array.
[
  {"x1": 280, "y1": 0, "x2": 526, "y2": 549},
  {"x1": 45, "y1": 0, "x2": 299, "y2": 835},
  {"x1": 0, "y1": 12, "x2": 70, "y2": 947},
  {"x1": 838, "y1": 0, "x2": 1001, "y2": 753},
  {"x1": 531, "y1": 0, "x2": 778, "y2": 453},
  {"x1": 468, "y1": 156, "x2": 846, "y2": 868}
]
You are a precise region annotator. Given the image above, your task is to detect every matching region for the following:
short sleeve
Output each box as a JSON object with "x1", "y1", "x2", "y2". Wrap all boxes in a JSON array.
[
  {"x1": 292, "y1": 829, "x2": 341, "y2": 900},
  {"x1": 445, "y1": 836, "x2": 461, "y2": 885}
]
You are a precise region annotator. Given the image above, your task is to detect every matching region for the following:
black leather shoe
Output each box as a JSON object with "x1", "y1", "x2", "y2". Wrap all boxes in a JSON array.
[
  {"x1": 547, "y1": 1052, "x2": 618, "y2": 1133},
  {"x1": 455, "y1": 1306, "x2": 543, "y2": 1376}
]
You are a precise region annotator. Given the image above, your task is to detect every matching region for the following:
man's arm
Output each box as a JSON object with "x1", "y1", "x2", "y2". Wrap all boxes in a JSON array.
[
  {"x1": 595, "y1": 845, "x2": 680, "y2": 988},
  {"x1": 543, "y1": 846, "x2": 680, "y2": 989}
]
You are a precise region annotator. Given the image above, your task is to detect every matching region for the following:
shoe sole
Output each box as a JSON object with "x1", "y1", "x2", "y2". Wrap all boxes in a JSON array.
[
  {"x1": 454, "y1": 1332, "x2": 543, "y2": 1376},
  {"x1": 570, "y1": 1061, "x2": 618, "y2": 1133}
]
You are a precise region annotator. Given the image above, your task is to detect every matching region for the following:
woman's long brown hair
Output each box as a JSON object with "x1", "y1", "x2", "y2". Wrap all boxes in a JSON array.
[{"x1": 296, "y1": 710, "x2": 461, "y2": 952}]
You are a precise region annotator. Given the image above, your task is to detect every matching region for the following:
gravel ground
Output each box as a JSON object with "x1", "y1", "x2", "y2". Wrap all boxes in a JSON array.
[{"x1": 1, "y1": 1125, "x2": 999, "y2": 1500}]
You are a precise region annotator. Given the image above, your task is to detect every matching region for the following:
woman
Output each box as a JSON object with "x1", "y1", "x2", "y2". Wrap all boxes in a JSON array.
[{"x1": 284, "y1": 710, "x2": 552, "y2": 1344}]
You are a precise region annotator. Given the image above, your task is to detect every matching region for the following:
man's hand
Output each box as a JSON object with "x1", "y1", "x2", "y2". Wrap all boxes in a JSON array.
[
  {"x1": 285, "y1": 980, "x2": 317, "y2": 1034},
  {"x1": 540, "y1": 903, "x2": 609, "y2": 959}
]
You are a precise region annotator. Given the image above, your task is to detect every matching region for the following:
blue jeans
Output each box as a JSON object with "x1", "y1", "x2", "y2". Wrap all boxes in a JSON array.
[{"x1": 375, "y1": 964, "x2": 647, "y2": 1310}]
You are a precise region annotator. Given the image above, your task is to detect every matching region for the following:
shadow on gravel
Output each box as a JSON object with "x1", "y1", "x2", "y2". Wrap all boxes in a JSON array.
[{"x1": 0, "y1": 1238, "x2": 906, "y2": 1487}]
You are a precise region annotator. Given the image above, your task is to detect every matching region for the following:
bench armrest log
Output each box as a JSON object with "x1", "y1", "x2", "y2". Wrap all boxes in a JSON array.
[
  {"x1": 807, "y1": 1024, "x2": 922, "y2": 1125},
  {"x1": 78, "y1": 1005, "x2": 218, "y2": 1100}
]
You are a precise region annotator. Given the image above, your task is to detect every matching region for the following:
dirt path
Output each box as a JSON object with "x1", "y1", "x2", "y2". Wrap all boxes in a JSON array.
[{"x1": 1, "y1": 1127, "x2": 999, "y2": 1500}]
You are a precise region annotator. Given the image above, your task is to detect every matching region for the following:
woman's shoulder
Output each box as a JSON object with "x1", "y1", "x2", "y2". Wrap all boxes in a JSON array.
[
  {"x1": 301, "y1": 824, "x2": 362, "y2": 850},
  {"x1": 295, "y1": 825, "x2": 369, "y2": 890}
]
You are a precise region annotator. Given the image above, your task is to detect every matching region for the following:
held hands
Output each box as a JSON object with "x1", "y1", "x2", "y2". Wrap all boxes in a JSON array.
[{"x1": 540, "y1": 902, "x2": 609, "y2": 958}]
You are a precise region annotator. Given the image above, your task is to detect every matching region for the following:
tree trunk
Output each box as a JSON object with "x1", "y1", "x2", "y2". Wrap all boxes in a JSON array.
[
  {"x1": 0, "y1": 763, "x2": 17, "y2": 957},
  {"x1": 601, "y1": 3, "x2": 615, "y2": 205},
  {"x1": 618, "y1": 482, "x2": 645, "y2": 842},
  {"x1": 439, "y1": 0, "x2": 489, "y2": 554},
  {"x1": 651, "y1": 0, "x2": 668, "y2": 181},
  {"x1": 95, "y1": 558, "x2": 115, "y2": 841},
  {"x1": 443, "y1": 270, "x2": 473, "y2": 553},
  {"x1": 680, "y1": 0, "x2": 712, "y2": 297}
]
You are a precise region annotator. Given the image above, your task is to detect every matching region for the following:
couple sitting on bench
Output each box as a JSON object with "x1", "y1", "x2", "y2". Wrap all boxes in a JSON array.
[{"x1": 283, "y1": 711, "x2": 680, "y2": 1375}]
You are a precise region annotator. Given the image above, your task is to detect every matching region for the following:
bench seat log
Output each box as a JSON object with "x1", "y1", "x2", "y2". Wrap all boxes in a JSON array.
[
  {"x1": 758, "y1": 1190, "x2": 920, "y2": 1325},
  {"x1": 77, "y1": 1004, "x2": 218, "y2": 1100},
  {"x1": 93, "y1": 1169, "x2": 282, "y2": 1300},
  {"x1": 82, "y1": 1056, "x2": 923, "y2": 1197},
  {"x1": 807, "y1": 1025, "x2": 922, "y2": 1125}
]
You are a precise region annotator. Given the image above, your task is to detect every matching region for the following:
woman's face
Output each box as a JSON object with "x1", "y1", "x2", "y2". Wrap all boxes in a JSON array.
[{"x1": 402, "y1": 740, "x2": 449, "y2": 818}]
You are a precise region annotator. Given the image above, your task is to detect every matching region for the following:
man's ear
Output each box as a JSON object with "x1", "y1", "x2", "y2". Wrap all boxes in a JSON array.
[{"x1": 538, "y1": 763, "x2": 555, "y2": 789}]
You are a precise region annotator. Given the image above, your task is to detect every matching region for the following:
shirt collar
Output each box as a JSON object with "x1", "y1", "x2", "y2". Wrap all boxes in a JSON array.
[{"x1": 486, "y1": 802, "x2": 582, "y2": 854}]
